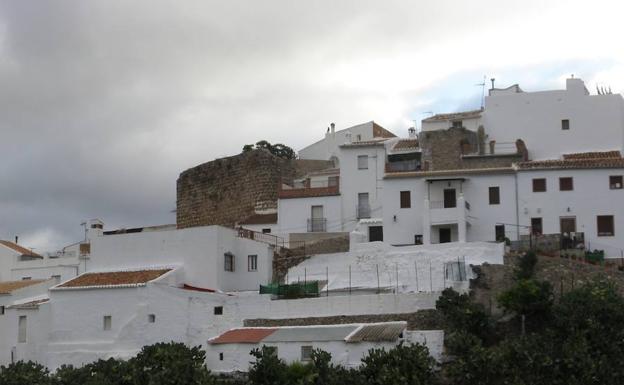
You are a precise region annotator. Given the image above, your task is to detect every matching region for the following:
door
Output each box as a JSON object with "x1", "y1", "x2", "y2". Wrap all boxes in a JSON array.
[
  {"x1": 439, "y1": 228, "x2": 451, "y2": 243},
  {"x1": 443, "y1": 189, "x2": 457, "y2": 208},
  {"x1": 495, "y1": 224, "x2": 505, "y2": 242},
  {"x1": 358, "y1": 193, "x2": 370, "y2": 218},
  {"x1": 310, "y1": 205, "x2": 324, "y2": 232},
  {"x1": 560, "y1": 217, "x2": 576, "y2": 234},
  {"x1": 369, "y1": 226, "x2": 383, "y2": 242},
  {"x1": 531, "y1": 217, "x2": 543, "y2": 235}
]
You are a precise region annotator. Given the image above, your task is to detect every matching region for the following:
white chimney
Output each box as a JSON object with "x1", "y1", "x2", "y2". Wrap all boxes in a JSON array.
[
  {"x1": 408, "y1": 127, "x2": 416, "y2": 138},
  {"x1": 86, "y1": 219, "x2": 104, "y2": 240},
  {"x1": 330, "y1": 122, "x2": 335, "y2": 134}
]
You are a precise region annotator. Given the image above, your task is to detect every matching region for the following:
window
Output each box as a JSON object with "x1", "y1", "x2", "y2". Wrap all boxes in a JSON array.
[
  {"x1": 559, "y1": 177, "x2": 573, "y2": 191},
  {"x1": 488, "y1": 186, "x2": 500, "y2": 205},
  {"x1": 452, "y1": 120, "x2": 462, "y2": 128},
  {"x1": 148, "y1": 314, "x2": 156, "y2": 323},
  {"x1": 51, "y1": 275, "x2": 61, "y2": 283},
  {"x1": 21, "y1": 277, "x2": 31, "y2": 281},
  {"x1": 261, "y1": 228, "x2": 271, "y2": 234},
  {"x1": 356, "y1": 134, "x2": 362, "y2": 141},
  {"x1": 103, "y1": 315, "x2": 112, "y2": 330},
  {"x1": 414, "y1": 235, "x2": 423, "y2": 245},
  {"x1": 597, "y1": 215, "x2": 615, "y2": 236},
  {"x1": 400, "y1": 191, "x2": 411, "y2": 208},
  {"x1": 248, "y1": 255, "x2": 258, "y2": 271},
  {"x1": 357, "y1": 155, "x2": 368, "y2": 170},
  {"x1": 224, "y1": 252, "x2": 234, "y2": 272},
  {"x1": 18, "y1": 316, "x2": 27, "y2": 343},
  {"x1": 214, "y1": 306, "x2": 223, "y2": 315},
  {"x1": 495, "y1": 224, "x2": 505, "y2": 242},
  {"x1": 531, "y1": 217, "x2": 543, "y2": 235},
  {"x1": 532, "y1": 178, "x2": 546, "y2": 192},
  {"x1": 219, "y1": 352, "x2": 224, "y2": 361},
  {"x1": 301, "y1": 346, "x2": 313, "y2": 361},
  {"x1": 561, "y1": 119, "x2": 570, "y2": 130},
  {"x1": 0, "y1": 306, "x2": 4, "y2": 315},
  {"x1": 610, "y1": 176, "x2": 623, "y2": 189}
]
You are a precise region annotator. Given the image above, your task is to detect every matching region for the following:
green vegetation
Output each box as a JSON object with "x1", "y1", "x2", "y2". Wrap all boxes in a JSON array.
[{"x1": 242, "y1": 140, "x2": 296, "y2": 159}]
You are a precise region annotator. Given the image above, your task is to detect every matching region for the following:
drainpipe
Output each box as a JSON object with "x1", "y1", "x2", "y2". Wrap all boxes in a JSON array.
[{"x1": 514, "y1": 172, "x2": 520, "y2": 240}]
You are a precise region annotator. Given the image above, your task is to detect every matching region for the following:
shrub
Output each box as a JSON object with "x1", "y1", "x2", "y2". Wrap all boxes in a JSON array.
[
  {"x1": 248, "y1": 346, "x2": 288, "y2": 385},
  {"x1": 131, "y1": 342, "x2": 214, "y2": 385},
  {"x1": 516, "y1": 250, "x2": 538, "y2": 279},
  {"x1": 359, "y1": 343, "x2": 437, "y2": 385},
  {"x1": 436, "y1": 288, "x2": 491, "y2": 340},
  {"x1": 0, "y1": 361, "x2": 52, "y2": 385}
]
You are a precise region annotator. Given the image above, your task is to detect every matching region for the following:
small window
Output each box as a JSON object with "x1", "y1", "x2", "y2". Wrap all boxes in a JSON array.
[
  {"x1": 51, "y1": 275, "x2": 61, "y2": 283},
  {"x1": 219, "y1": 352, "x2": 224, "y2": 361},
  {"x1": 21, "y1": 277, "x2": 31, "y2": 281},
  {"x1": 452, "y1": 120, "x2": 462, "y2": 128},
  {"x1": 400, "y1": 191, "x2": 411, "y2": 208},
  {"x1": 224, "y1": 252, "x2": 234, "y2": 272},
  {"x1": 356, "y1": 134, "x2": 362, "y2": 141},
  {"x1": 0, "y1": 306, "x2": 5, "y2": 315},
  {"x1": 414, "y1": 235, "x2": 423, "y2": 245},
  {"x1": 214, "y1": 306, "x2": 223, "y2": 315},
  {"x1": 597, "y1": 215, "x2": 614, "y2": 236},
  {"x1": 103, "y1": 315, "x2": 112, "y2": 330},
  {"x1": 489, "y1": 186, "x2": 500, "y2": 205},
  {"x1": 148, "y1": 314, "x2": 156, "y2": 323},
  {"x1": 495, "y1": 224, "x2": 505, "y2": 242},
  {"x1": 18, "y1": 316, "x2": 27, "y2": 343},
  {"x1": 357, "y1": 155, "x2": 368, "y2": 170},
  {"x1": 532, "y1": 178, "x2": 546, "y2": 192},
  {"x1": 261, "y1": 228, "x2": 271, "y2": 234},
  {"x1": 248, "y1": 255, "x2": 258, "y2": 271},
  {"x1": 559, "y1": 177, "x2": 573, "y2": 191},
  {"x1": 301, "y1": 346, "x2": 313, "y2": 361},
  {"x1": 531, "y1": 217, "x2": 543, "y2": 235},
  {"x1": 561, "y1": 119, "x2": 570, "y2": 130},
  {"x1": 610, "y1": 176, "x2": 623, "y2": 189}
]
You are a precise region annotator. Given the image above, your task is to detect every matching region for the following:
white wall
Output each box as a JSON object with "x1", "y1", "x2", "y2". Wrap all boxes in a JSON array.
[
  {"x1": 298, "y1": 122, "x2": 376, "y2": 161},
  {"x1": 278, "y1": 196, "x2": 342, "y2": 234},
  {"x1": 517, "y1": 168, "x2": 624, "y2": 257},
  {"x1": 484, "y1": 78, "x2": 624, "y2": 160},
  {"x1": 421, "y1": 116, "x2": 482, "y2": 132}
]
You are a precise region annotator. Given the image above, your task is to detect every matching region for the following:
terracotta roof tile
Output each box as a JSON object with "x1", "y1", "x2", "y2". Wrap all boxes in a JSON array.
[
  {"x1": 56, "y1": 269, "x2": 171, "y2": 289},
  {"x1": 0, "y1": 241, "x2": 43, "y2": 258},
  {"x1": 209, "y1": 328, "x2": 276, "y2": 344},
  {"x1": 346, "y1": 322, "x2": 406, "y2": 342},
  {"x1": 392, "y1": 139, "x2": 419, "y2": 151},
  {"x1": 0, "y1": 280, "x2": 47, "y2": 295},
  {"x1": 422, "y1": 109, "x2": 483, "y2": 123},
  {"x1": 562, "y1": 151, "x2": 621, "y2": 160}
]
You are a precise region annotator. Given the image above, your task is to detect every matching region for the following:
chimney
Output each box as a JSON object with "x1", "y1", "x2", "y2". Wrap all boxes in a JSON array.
[
  {"x1": 86, "y1": 219, "x2": 105, "y2": 240},
  {"x1": 408, "y1": 127, "x2": 416, "y2": 138},
  {"x1": 330, "y1": 122, "x2": 335, "y2": 134},
  {"x1": 14, "y1": 236, "x2": 18, "y2": 244}
]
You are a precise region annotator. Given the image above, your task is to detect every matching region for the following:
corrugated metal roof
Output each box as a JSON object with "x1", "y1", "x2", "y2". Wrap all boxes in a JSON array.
[
  {"x1": 262, "y1": 325, "x2": 358, "y2": 342},
  {"x1": 209, "y1": 328, "x2": 277, "y2": 344},
  {"x1": 346, "y1": 322, "x2": 406, "y2": 343}
]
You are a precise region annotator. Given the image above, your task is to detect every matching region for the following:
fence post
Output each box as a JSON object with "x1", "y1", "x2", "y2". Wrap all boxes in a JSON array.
[
  {"x1": 326, "y1": 266, "x2": 329, "y2": 297},
  {"x1": 429, "y1": 260, "x2": 433, "y2": 292},
  {"x1": 415, "y1": 261, "x2": 419, "y2": 292},
  {"x1": 304, "y1": 267, "x2": 307, "y2": 295},
  {"x1": 395, "y1": 263, "x2": 399, "y2": 294},
  {"x1": 443, "y1": 262, "x2": 447, "y2": 289},
  {"x1": 376, "y1": 264, "x2": 380, "y2": 294},
  {"x1": 349, "y1": 265, "x2": 352, "y2": 295}
]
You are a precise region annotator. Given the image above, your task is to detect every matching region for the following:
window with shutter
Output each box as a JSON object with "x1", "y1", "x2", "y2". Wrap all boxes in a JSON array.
[
  {"x1": 532, "y1": 178, "x2": 546, "y2": 192},
  {"x1": 559, "y1": 177, "x2": 573, "y2": 191},
  {"x1": 489, "y1": 187, "x2": 500, "y2": 205},
  {"x1": 597, "y1": 215, "x2": 614, "y2": 236},
  {"x1": 400, "y1": 191, "x2": 411, "y2": 208}
]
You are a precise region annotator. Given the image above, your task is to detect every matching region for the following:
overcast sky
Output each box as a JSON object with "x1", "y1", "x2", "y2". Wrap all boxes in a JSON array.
[{"x1": 1, "y1": 0, "x2": 623, "y2": 252}]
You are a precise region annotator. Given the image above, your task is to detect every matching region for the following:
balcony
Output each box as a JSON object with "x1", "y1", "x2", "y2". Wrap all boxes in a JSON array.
[
  {"x1": 356, "y1": 205, "x2": 371, "y2": 219},
  {"x1": 278, "y1": 177, "x2": 340, "y2": 199},
  {"x1": 385, "y1": 159, "x2": 422, "y2": 173},
  {"x1": 428, "y1": 198, "x2": 470, "y2": 225},
  {"x1": 307, "y1": 218, "x2": 327, "y2": 232}
]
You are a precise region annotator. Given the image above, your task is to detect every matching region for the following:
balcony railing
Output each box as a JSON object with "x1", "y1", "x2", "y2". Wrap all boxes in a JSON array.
[
  {"x1": 356, "y1": 205, "x2": 371, "y2": 219},
  {"x1": 307, "y1": 218, "x2": 327, "y2": 232},
  {"x1": 385, "y1": 160, "x2": 422, "y2": 173}
]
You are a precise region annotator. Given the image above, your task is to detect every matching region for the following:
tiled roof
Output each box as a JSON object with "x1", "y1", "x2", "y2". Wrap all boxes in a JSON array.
[
  {"x1": 346, "y1": 322, "x2": 406, "y2": 342},
  {"x1": 209, "y1": 328, "x2": 277, "y2": 344},
  {"x1": 0, "y1": 279, "x2": 47, "y2": 295},
  {"x1": 8, "y1": 298, "x2": 49, "y2": 309},
  {"x1": 240, "y1": 213, "x2": 278, "y2": 225},
  {"x1": 339, "y1": 138, "x2": 389, "y2": 148},
  {"x1": 384, "y1": 167, "x2": 515, "y2": 179},
  {"x1": 422, "y1": 109, "x2": 483, "y2": 123},
  {"x1": 0, "y1": 240, "x2": 43, "y2": 258},
  {"x1": 562, "y1": 151, "x2": 621, "y2": 160},
  {"x1": 517, "y1": 152, "x2": 624, "y2": 170},
  {"x1": 55, "y1": 268, "x2": 171, "y2": 290},
  {"x1": 372, "y1": 122, "x2": 397, "y2": 138},
  {"x1": 392, "y1": 139, "x2": 419, "y2": 151}
]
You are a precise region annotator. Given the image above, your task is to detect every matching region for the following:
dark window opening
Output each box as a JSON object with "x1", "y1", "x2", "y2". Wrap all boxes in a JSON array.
[
  {"x1": 533, "y1": 178, "x2": 546, "y2": 192},
  {"x1": 214, "y1": 306, "x2": 223, "y2": 315},
  {"x1": 531, "y1": 218, "x2": 543, "y2": 235},
  {"x1": 443, "y1": 189, "x2": 457, "y2": 208},
  {"x1": 400, "y1": 191, "x2": 411, "y2": 208},
  {"x1": 219, "y1": 353, "x2": 224, "y2": 361},
  {"x1": 495, "y1": 225, "x2": 505, "y2": 242},
  {"x1": 489, "y1": 186, "x2": 500, "y2": 205},
  {"x1": 559, "y1": 177, "x2": 573, "y2": 191},
  {"x1": 561, "y1": 119, "x2": 570, "y2": 130},
  {"x1": 610, "y1": 176, "x2": 623, "y2": 189},
  {"x1": 262, "y1": 228, "x2": 271, "y2": 234},
  {"x1": 597, "y1": 215, "x2": 614, "y2": 236}
]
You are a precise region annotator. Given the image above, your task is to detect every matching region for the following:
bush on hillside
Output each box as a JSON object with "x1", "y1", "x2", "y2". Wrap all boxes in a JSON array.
[{"x1": 0, "y1": 361, "x2": 52, "y2": 385}]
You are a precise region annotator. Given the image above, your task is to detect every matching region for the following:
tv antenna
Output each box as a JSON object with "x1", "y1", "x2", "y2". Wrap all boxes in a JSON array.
[{"x1": 475, "y1": 75, "x2": 486, "y2": 109}]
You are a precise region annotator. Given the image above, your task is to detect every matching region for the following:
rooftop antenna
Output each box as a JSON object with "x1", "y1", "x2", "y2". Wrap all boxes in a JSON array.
[{"x1": 475, "y1": 75, "x2": 486, "y2": 109}]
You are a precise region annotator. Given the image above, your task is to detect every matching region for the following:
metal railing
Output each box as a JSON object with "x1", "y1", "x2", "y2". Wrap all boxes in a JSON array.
[
  {"x1": 385, "y1": 160, "x2": 421, "y2": 173},
  {"x1": 356, "y1": 205, "x2": 371, "y2": 219},
  {"x1": 307, "y1": 218, "x2": 327, "y2": 232}
]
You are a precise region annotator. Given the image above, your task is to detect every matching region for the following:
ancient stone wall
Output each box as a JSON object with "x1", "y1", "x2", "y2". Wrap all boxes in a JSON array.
[{"x1": 176, "y1": 150, "x2": 331, "y2": 229}]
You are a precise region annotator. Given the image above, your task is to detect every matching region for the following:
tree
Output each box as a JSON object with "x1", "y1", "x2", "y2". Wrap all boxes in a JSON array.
[
  {"x1": 241, "y1": 141, "x2": 297, "y2": 159},
  {"x1": 248, "y1": 346, "x2": 288, "y2": 385},
  {"x1": 359, "y1": 343, "x2": 437, "y2": 385},
  {"x1": 131, "y1": 342, "x2": 215, "y2": 385},
  {"x1": 54, "y1": 359, "x2": 133, "y2": 385},
  {"x1": 515, "y1": 250, "x2": 538, "y2": 280},
  {"x1": 498, "y1": 279, "x2": 553, "y2": 322},
  {"x1": 0, "y1": 361, "x2": 52, "y2": 385},
  {"x1": 436, "y1": 288, "x2": 491, "y2": 341}
]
